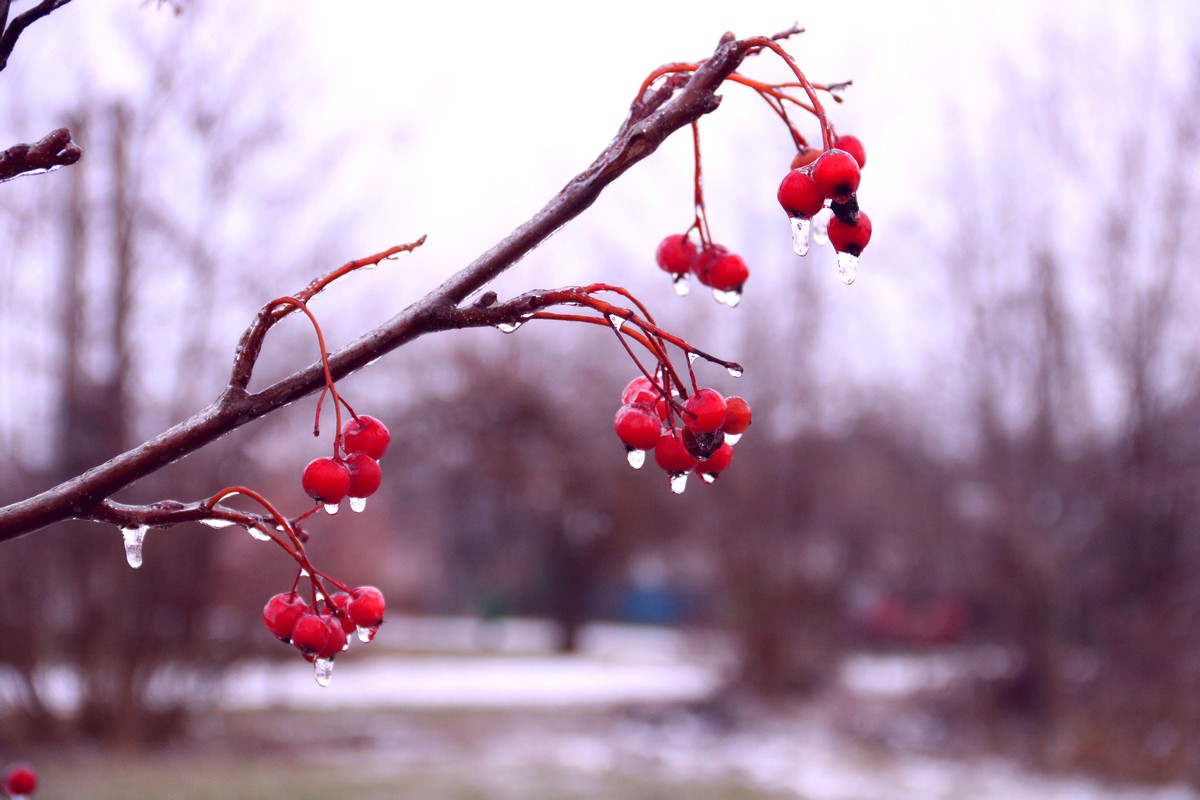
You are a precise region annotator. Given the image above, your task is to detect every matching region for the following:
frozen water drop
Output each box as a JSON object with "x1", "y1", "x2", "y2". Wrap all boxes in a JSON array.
[
  {"x1": 299, "y1": 567, "x2": 311, "y2": 578},
  {"x1": 812, "y1": 212, "x2": 830, "y2": 246},
  {"x1": 349, "y1": 496, "x2": 367, "y2": 513},
  {"x1": 122, "y1": 525, "x2": 148, "y2": 569},
  {"x1": 496, "y1": 320, "x2": 523, "y2": 334},
  {"x1": 836, "y1": 251, "x2": 859, "y2": 285},
  {"x1": 790, "y1": 216, "x2": 812, "y2": 256},
  {"x1": 323, "y1": 502, "x2": 340, "y2": 515},
  {"x1": 669, "y1": 472, "x2": 689, "y2": 494},
  {"x1": 626, "y1": 448, "x2": 646, "y2": 469},
  {"x1": 247, "y1": 526, "x2": 272, "y2": 542},
  {"x1": 314, "y1": 657, "x2": 334, "y2": 687},
  {"x1": 712, "y1": 288, "x2": 742, "y2": 308},
  {"x1": 724, "y1": 432, "x2": 743, "y2": 446},
  {"x1": 200, "y1": 518, "x2": 235, "y2": 529},
  {"x1": 607, "y1": 313, "x2": 626, "y2": 331},
  {"x1": 687, "y1": 352, "x2": 699, "y2": 364},
  {"x1": 672, "y1": 275, "x2": 690, "y2": 296},
  {"x1": 727, "y1": 365, "x2": 744, "y2": 378},
  {"x1": 361, "y1": 261, "x2": 378, "y2": 270},
  {"x1": 357, "y1": 624, "x2": 380, "y2": 643},
  {"x1": 700, "y1": 472, "x2": 717, "y2": 484}
]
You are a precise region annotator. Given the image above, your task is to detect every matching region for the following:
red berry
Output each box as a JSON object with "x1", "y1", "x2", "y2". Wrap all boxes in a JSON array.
[
  {"x1": 828, "y1": 211, "x2": 873, "y2": 256},
  {"x1": 344, "y1": 452, "x2": 382, "y2": 498},
  {"x1": 700, "y1": 442, "x2": 734, "y2": 475},
  {"x1": 263, "y1": 592, "x2": 309, "y2": 642},
  {"x1": 777, "y1": 168, "x2": 825, "y2": 219},
  {"x1": 290, "y1": 612, "x2": 331, "y2": 658},
  {"x1": 348, "y1": 585, "x2": 387, "y2": 628},
  {"x1": 621, "y1": 376, "x2": 660, "y2": 407},
  {"x1": 342, "y1": 415, "x2": 391, "y2": 460},
  {"x1": 683, "y1": 388, "x2": 727, "y2": 433},
  {"x1": 316, "y1": 612, "x2": 348, "y2": 658},
  {"x1": 302, "y1": 457, "x2": 351, "y2": 504},
  {"x1": 833, "y1": 134, "x2": 867, "y2": 168},
  {"x1": 704, "y1": 252, "x2": 749, "y2": 292},
  {"x1": 690, "y1": 244, "x2": 725, "y2": 288},
  {"x1": 654, "y1": 433, "x2": 698, "y2": 474},
  {"x1": 655, "y1": 233, "x2": 697, "y2": 275},
  {"x1": 790, "y1": 147, "x2": 820, "y2": 169},
  {"x1": 722, "y1": 396, "x2": 752, "y2": 435},
  {"x1": 4, "y1": 763, "x2": 36, "y2": 796},
  {"x1": 327, "y1": 592, "x2": 358, "y2": 634},
  {"x1": 811, "y1": 149, "x2": 861, "y2": 203},
  {"x1": 614, "y1": 404, "x2": 663, "y2": 452}
]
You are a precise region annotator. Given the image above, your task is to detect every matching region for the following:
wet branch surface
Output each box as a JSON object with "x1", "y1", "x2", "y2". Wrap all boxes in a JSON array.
[{"x1": 0, "y1": 32, "x2": 760, "y2": 542}]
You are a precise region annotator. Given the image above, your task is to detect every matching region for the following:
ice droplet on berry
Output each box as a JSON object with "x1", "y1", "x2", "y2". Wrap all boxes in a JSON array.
[
  {"x1": 725, "y1": 432, "x2": 743, "y2": 446},
  {"x1": 314, "y1": 657, "x2": 335, "y2": 686},
  {"x1": 200, "y1": 518, "x2": 235, "y2": 529},
  {"x1": 357, "y1": 624, "x2": 380, "y2": 643},
  {"x1": 626, "y1": 448, "x2": 646, "y2": 469},
  {"x1": 672, "y1": 275, "x2": 690, "y2": 296},
  {"x1": 669, "y1": 472, "x2": 689, "y2": 494},
  {"x1": 349, "y1": 497, "x2": 367, "y2": 513},
  {"x1": 812, "y1": 211, "x2": 830, "y2": 246},
  {"x1": 727, "y1": 365, "x2": 744, "y2": 378},
  {"x1": 836, "y1": 252, "x2": 859, "y2": 285},
  {"x1": 121, "y1": 525, "x2": 148, "y2": 568},
  {"x1": 790, "y1": 216, "x2": 812, "y2": 256},
  {"x1": 247, "y1": 526, "x2": 272, "y2": 541},
  {"x1": 712, "y1": 288, "x2": 742, "y2": 308},
  {"x1": 323, "y1": 502, "x2": 340, "y2": 515},
  {"x1": 699, "y1": 472, "x2": 717, "y2": 484}
]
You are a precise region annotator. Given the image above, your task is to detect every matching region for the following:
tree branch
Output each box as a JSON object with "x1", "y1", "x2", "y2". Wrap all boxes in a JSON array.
[
  {"x1": 0, "y1": 0, "x2": 74, "y2": 73},
  {"x1": 0, "y1": 126, "x2": 81, "y2": 182},
  {"x1": 0, "y1": 32, "x2": 759, "y2": 542}
]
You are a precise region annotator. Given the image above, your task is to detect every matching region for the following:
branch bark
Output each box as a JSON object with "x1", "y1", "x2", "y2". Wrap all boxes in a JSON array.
[{"x1": 0, "y1": 32, "x2": 760, "y2": 542}]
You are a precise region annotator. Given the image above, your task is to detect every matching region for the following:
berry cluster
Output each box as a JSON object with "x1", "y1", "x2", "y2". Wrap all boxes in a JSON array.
[
  {"x1": 262, "y1": 584, "x2": 386, "y2": 684},
  {"x1": 615, "y1": 375, "x2": 752, "y2": 494},
  {"x1": 778, "y1": 133, "x2": 871, "y2": 284},
  {"x1": 302, "y1": 414, "x2": 391, "y2": 513},
  {"x1": 3, "y1": 764, "x2": 35, "y2": 799},
  {"x1": 656, "y1": 234, "x2": 749, "y2": 307}
]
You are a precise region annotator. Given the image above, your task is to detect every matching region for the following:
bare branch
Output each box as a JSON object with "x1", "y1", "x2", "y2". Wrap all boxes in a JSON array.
[
  {"x1": 0, "y1": 0, "x2": 74, "y2": 73},
  {"x1": 0, "y1": 126, "x2": 81, "y2": 182}
]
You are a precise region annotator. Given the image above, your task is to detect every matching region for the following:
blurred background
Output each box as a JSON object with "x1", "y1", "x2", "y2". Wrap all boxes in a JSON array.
[{"x1": 2, "y1": 0, "x2": 1200, "y2": 797}]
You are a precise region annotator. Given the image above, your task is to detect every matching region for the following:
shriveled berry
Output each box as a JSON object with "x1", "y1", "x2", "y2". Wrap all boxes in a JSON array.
[
  {"x1": 683, "y1": 388, "x2": 727, "y2": 433},
  {"x1": 302, "y1": 457, "x2": 351, "y2": 504},
  {"x1": 342, "y1": 415, "x2": 391, "y2": 460},
  {"x1": 621, "y1": 376, "x2": 661, "y2": 407},
  {"x1": 790, "y1": 147, "x2": 820, "y2": 169},
  {"x1": 828, "y1": 211, "x2": 873, "y2": 256},
  {"x1": 778, "y1": 168, "x2": 825, "y2": 219},
  {"x1": 4, "y1": 763, "x2": 37, "y2": 796},
  {"x1": 682, "y1": 427, "x2": 725, "y2": 461},
  {"x1": 700, "y1": 442, "x2": 734, "y2": 476},
  {"x1": 614, "y1": 404, "x2": 662, "y2": 452},
  {"x1": 655, "y1": 234, "x2": 697, "y2": 276},
  {"x1": 722, "y1": 396, "x2": 752, "y2": 435},
  {"x1": 327, "y1": 592, "x2": 358, "y2": 634},
  {"x1": 262, "y1": 592, "x2": 309, "y2": 642},
  {"x1": 833, "y1": 134, "x2": 867, "y2": 168},
  {"x1": 348, "y1": 585, "x2": 386, "y2": 628},
  {"x1": 290, "y1": 612, "x2": 331, "y2": 657},
  {"x1": 344, "y1": 452, "x2": 382, "y2": 498},
  {"x1": 811, "y1": 149, "x2": 861, "y2": 203},
  {"x1": 654, "y1": 433, "x2": 698, "y2": 474}
]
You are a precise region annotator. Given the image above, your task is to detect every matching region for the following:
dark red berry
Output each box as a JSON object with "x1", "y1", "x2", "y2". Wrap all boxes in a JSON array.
[
  {"x1": 316, "y1": 612, "x2": 348, "y2": 658},
  {"x1": 703, "y1": 252, "x2": 749, "y2": 292},
  {"x1": 655, "y1": 234, "x2": 697, "y2": 276},
  {"x1": 833, "y1": 134, "x2": 867, "y2": 168},
  {"x1": 327, "y1": 592, "x2": 358, "y2": 634},
  {"x1": 342, "y1": 415, "x2": 391, "y2": 460},
  {"x1": 690, "y1": 244, "x2": 726, "y2": 288},
  {"x1": 722, "y1": 396, "x2": 752, "y2": 435},
  {"x1": 700, "y1": 442, "x2": 734, "y2": 476},
  {"x1": 811, "y1": 149, "x2": 861, "y2": 203},
  {"x1": 682, "y1": 427, "x2": 725, "y2": 461},
  {"x1": 683, "y1": 388, "x2": 727, "y2": 433},
  {"x1": 828, "y1": 211, "x2": 873, "y2": 256},
  {"x1": 344, "y1": 452, "x2": 382, "y2": 498},
  {"x1": 654, "y1": 433, "x2": 698, "y2": 474},
  {"x1": 263, "y1": 592, "x2": 310, "y2": 642},
  {"x1": 4, "y1": 763, "x2": 37, "y2": 796},
  {"x1": 302, "y1": 457, "x2": 351, "y2": 504},
  {"x1": 790, "y1": 147, "x2": 820, "y2": 169},
  {"x1": 621, "y1": 376, "x2": 660, "y2": 407},
  {"x1": 777, "y1": 168, "x2": 825, "y2": 219},
  {"x1": 290, "y1": 612, "x2": 331, "y2": 658},
  {"x1": 614, "y1": 404, "x2": 662, "y2": 451},
  {"x1": 348, "y1": 585, "x2": 387, "y2": 628}
]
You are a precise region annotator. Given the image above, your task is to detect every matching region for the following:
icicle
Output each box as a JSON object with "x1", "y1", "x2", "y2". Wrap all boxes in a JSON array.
[
  {"x1": 669, "y1": 472, "x2": 689, "y2": 494},
  {"x1": 121, "y1": 525, "x2": 148, "y2": 569},
  {"x1": 626, "y1": 449, "x2": 646, "y2": 469},
  {"x1": 349, "y1": 497, "x2": 367, "y2": 513},
  {"x1": 836, "y1": 251, "x2": 860, "y2": 285},
  {"x1": 323, "y1": 502, "x2": 340, "y2": 516},
  {"x1": 790, "y1": 216, "x2": 812, "y2": 256},
  {"x1": 314, "y1": 657, "x2": 334, "y2": 687}
]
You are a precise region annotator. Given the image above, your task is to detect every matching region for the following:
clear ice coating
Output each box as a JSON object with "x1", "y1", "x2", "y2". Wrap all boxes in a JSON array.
[
  {"x1": 607, "y1": 313, "x2": 626, "y2": 331},
  {"x1": 812, "y1": 212, "x2": 830, "y2": 246},
  {"x1": 836, "y1": 251, "x2": 859, "y2": 285},
  {"x1": 727, "y1": 365, "x2": 744, "y2": 378},
  {"x1": 357, "y1": 624, "x2": 380, "y2": 643},
  {"x1": 672, "y1": 275, "x2": 690, "y2": 296},
  {"x1": 725, "y1": 432, "x2": 743, "y2": 446},
  {"x1": 712, "y1": 288, "x2": 742, "y2": 308},
  {"x1": 687, "y1": 352, "x2": 699, "y2": 364},
  {"x1": 199, "y1": 518, "x2": 235, "y2": 529},
  {"x1": 247, "y1": 526, "x2": 272, "y2": 541},
  {"x1": 669, "y1": 472, "x2": 689, "y2": 494},
  {"x1": 323, "y1": 502, "x2": 340, "y2": 515},
  {"x1": 314, "y1": 657, "x2": 334, "y2": 687},
  {"x1": 699, "y1": 472, "x2": 717, "y2": 484},
  {"x1": 790, "y1": 216, "x2": 812, "y2": 256},
  {"x1": 496, "y1": 320, "x2": 523, "y2": 333},
  {"x1": 349, "y1": 496, "x2": 367, "y2": 513},
  {"x1": 626, "y1": 448, "x2": 646, "y2": 469},
  {"x1": 122, "y1": 525, "x2": 148, "y2": 569}
]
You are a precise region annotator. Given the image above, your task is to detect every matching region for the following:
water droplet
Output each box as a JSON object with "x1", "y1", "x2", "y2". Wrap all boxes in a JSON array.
[
  {"x1": 626, "y1": 448, "x2": 646, "y2": 469},
  {"x1": 812, "y1": 212, "x2": 830, "y2": 246},
  {"x1": 726, "y1": 365, "x2": 743, "y2": 378},
  {"x1": 607, "y1": 313, "x2": 626, "y2": 331},
  {"x1": 672, "y1": 274, "x2": 690, "y2": 296},
  {"x1": 669, "y1": 472, "x2": 689, "y2": 494},
  {"x1": 699, "y1": 472, "x2": 717, "y2": 484},
  {"x1": 790, "y1": 216, "x2": 812, "y2": 256},
  {"x1": 200, "y1": 518, "x2": 235, "y2": 529},
  {"x1": 361, "y1": 261, "x2": 378, "y2": 270},
  {"x1": 357, "y1": 624, "x2": 380, "y2": 643},
  {"x1": 314, "y1": 657, "x2": 334, "y2": 687},
  {"x1": 323, "y1": 502, "x2": 340, "y2": 515},
  {"x1": 349, "y1": 496, "x2": 367, "y2": 513},
  {"x1": 712, "y1": 288, "x2": 742, "y2": 307},
  {"x1": 687, "y1": 352, "x2": 699, "y2": 364},
  {"x1": 496, "y1": 320, "x2": 523, "y2": 334},
  {"x1": 299, "y1": 567, "x2": 311, "y2": 578},
  {"x1": 725, "y1": 432, "x2": 743, "y2": 446},
  {"x1": 121, "y1": 525, "x2": 148, "y2": 569},
  {"x1": 247, "y1": 526, "x2": 272, "y2": 541},
  {"x1": 836, "y1": 251, "x2": 859, "y2": 285}
]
